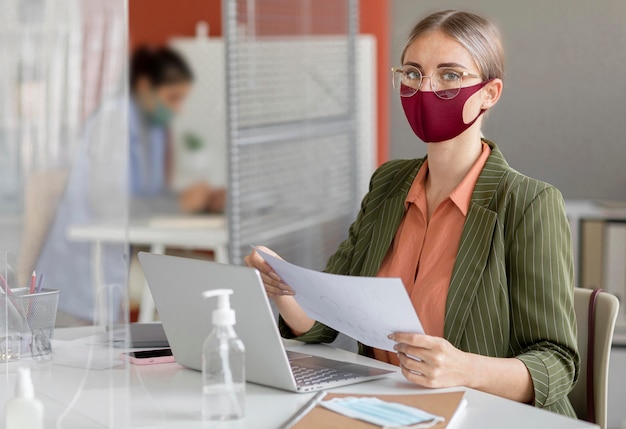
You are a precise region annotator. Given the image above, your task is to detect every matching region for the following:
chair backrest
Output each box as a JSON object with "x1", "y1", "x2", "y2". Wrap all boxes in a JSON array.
[{"x1": 569, "y1": 288, "x2": 619, "y2": 429}]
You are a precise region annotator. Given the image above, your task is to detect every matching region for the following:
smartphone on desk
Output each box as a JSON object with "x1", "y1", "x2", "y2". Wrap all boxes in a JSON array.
[{"x1": 121, "y1": 348, "x2": 175, "y2": 365}]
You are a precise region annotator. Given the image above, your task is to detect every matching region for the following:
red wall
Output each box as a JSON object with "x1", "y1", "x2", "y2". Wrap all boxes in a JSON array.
[
  {"x1": 129, "y1": 0, "x2": 389, "y2": 164},
  {"x1": 129, "y1": 0, "x2": 222, "y2": 48},
  {"x1": 360, "y1": 0, "x2": 389, "y2": 164}
]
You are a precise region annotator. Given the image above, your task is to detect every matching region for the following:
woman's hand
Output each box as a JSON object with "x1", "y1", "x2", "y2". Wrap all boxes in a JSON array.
[
  {"x1": 243, "y1": 246, "x2": 315, "y2": 336},
  {"x1": 391, "y1": 332, "x2": 535, "y2": 403},
  {"x1": 179, "y1": 182, "x2": 212, "y2": 213},
  {"x1": 206, "y1": 187, "x2": 226, "y2": 213},
  {"x1": 179, "y1": 183, "x2": 227, "y2": 213},
  {"x1": 390, "y1": 333, "x2": 470, "y2": 389},
  {"x1": 243, "y1": 246, "x2": 295, "y2": 297}
]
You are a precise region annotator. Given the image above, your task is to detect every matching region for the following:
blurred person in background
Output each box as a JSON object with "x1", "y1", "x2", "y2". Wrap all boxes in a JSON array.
[
  {"x1": 35, "y1": 47, "x2": 226, "y2": 325},
  {"x1": 129, "y1": 46, "x2": 225, "y2": 213}
]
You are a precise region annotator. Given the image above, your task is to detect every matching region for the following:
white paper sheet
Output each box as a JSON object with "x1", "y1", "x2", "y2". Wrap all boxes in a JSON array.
[{"x1": 256, "y1": 248, "x2": 424, "y2": 352}]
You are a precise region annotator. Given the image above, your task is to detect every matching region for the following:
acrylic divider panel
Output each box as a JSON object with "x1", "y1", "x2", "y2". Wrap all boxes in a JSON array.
[
  {"x1": 0, "y1": 253, "x2": 25, "y2": 362},
  {"x1": 0, "y1": 0, "x2": 134, "y2": 427}
]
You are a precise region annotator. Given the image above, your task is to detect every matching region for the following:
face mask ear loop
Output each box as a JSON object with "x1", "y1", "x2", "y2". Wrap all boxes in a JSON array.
[
  {"x1": 469, "y1": 78, "x2": 495, "y2": 123},
  {"x1": 479, "y1": 77, "x2": 497, "y2": 111}
]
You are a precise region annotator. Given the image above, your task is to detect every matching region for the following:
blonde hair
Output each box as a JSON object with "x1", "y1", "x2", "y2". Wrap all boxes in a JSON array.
[{"x1": 401, "y1": 10, "x2": 504, "y2": 81}]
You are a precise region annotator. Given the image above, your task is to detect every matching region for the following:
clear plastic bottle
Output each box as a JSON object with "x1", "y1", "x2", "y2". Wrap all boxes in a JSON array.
[
  {"x1": 5, "y1": 367, "x2": 44, "y2": 429},
  {"x1": 201, "y1": 289, "x2": 245, "y2": 421}
]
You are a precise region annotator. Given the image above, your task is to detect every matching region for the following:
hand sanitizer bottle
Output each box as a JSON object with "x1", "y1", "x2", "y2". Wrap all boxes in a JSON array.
[
  {"x1": 202, "y1": 289, "x2": 245, "y2": 421},
  {"x1": 5, "y1": 367, "x2": 44, "y2": 429}
]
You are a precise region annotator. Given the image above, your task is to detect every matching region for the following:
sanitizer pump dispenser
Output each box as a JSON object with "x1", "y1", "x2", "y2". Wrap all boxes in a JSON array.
[
  {"x1": 5, "y1": 367, "x2": 44, "y2": 429},
  {"x1": 201, "y1": 289, "x2": 245, "y2": 421}
]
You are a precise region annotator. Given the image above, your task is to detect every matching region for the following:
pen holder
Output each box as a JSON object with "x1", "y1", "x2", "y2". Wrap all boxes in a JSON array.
[{"x1": 0, "y1": 288, "x2": 59, "y2": 361}]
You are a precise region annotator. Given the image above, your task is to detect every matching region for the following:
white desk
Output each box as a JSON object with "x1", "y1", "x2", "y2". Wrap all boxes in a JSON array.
[
  {"x1": 0, "y1": 327, "x2": 599, "y2": 429},
  {"x1": 67, "y1": 215, "x2": 228, "y2": 322}
]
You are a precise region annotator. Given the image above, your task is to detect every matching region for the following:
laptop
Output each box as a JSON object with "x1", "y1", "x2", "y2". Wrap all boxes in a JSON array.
[
  {"x1": 138, "y1": 252, "x2": 394, "y2": 393},
  {"x1": 108, "y1": 323, "x2": 170, "y2": 348}
]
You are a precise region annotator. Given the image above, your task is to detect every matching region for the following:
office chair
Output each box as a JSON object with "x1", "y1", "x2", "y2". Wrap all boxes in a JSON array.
[{"x1": 569, "y1": 288, "x2": 619, "y2": 429}]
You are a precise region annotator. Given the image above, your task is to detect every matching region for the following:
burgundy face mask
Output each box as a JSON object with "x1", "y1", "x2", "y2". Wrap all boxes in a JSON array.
[{"x1": 401, "y1": 81, "x2": 489, "y2": 143}]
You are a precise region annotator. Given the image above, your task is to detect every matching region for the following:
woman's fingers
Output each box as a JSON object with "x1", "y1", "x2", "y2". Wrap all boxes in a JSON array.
[
  {"x1": 260, "y1": 272, "x2": 294, "y2": 296},
  {"x1": 244, "y1": 251, "x2": 278, "y2": 278},
  {"x1": 390, "y1": 332, "x2": 438, "y2": 349},
  {"x1": 258, "y1": 271, "x2": 281, "y2": 288},
  {"x1": 397, "y1": 351, "x2": 427, "y2": 373},
  {"x1": 245, "y1": 249, "x2": 281, "y2": 276},
  {"x1": 399, "y1": 357, "x2": 443, "y2": 388},
  {"x1": 399, "y1": 362, "x2": 427, "y2": 385},
  {"x1": 263, "y1": 285, "x2": 283, "y2": 297},
  {"x1": 259, "y1": 271, "x2": 281, "y2": 296},
  {"x1": 268, "y1": 270, "x2": 281, "y2": 281},
  {"x1": 243, "y1": 250, "x2": 264, "y2": 270},
  {"x1": 391, "y1": 333, "x2": 443, "y2": 363},
  {"x1": 244, "y1": 247, "x2": 295, "y2": 298},
  {"x1": 394, "y1": 342, "x2": 432, "y2": 362},
  {"x1": 253, "y1": 245, "x2": 280, "y2": 258},
  {"x1": 394, "y1": 335, "x2": 469, "y2": 389}
]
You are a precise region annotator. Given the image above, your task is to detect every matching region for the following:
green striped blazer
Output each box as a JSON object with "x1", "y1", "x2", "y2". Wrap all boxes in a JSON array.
[{"x1": 279, "y1": 140, "x2": 579, "y2": 417}]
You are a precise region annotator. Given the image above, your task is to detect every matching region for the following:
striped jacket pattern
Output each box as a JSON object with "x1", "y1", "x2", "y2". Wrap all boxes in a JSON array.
[{"x1": 279, "y1": 140, "x2": 579, "y2": 417}]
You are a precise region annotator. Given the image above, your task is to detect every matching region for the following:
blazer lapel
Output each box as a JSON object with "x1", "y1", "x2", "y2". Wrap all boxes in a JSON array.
[
  {"x1": 360, "y1": 193, "x2": 406, "y2": 277},
  {"x1": 360, "y1": 159, "x2": 423, "y2": 277},
  {"x1": 444, "y1": 142, "x2": 509, "y2": 347},
  {"x1": 444, "y1": 203, "x2": 497, "y2": 347}
]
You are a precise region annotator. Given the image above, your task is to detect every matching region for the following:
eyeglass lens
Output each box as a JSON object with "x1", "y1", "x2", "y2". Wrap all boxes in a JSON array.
[{"x1": 393, "y1": 67, "x2": 465, "y2": 99}]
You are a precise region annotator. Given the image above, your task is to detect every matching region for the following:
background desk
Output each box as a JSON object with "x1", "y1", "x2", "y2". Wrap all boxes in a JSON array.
[
  {"x1": 564, "y1": 199, "x2": 626, "y2": 288},
  {"x1": 0, "y1": 327, "x2": 598, "y2": 429},
  {"x1": 67, "y1": 215, "x2": 228, "y2": 322}
]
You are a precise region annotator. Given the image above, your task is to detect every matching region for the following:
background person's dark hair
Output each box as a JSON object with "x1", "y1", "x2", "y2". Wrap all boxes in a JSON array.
[{"x1": 130, "y1": 46, "x2": 193, "y2": 90}]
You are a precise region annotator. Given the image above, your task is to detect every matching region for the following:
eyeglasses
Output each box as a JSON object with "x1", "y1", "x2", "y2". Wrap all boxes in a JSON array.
[{"x1": 391, "y1": 66, "x2": 482, "y2": 100}]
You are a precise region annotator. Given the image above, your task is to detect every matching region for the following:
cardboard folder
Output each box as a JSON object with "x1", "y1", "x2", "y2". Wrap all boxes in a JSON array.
[{"x1": 293, "y1": 391, "x2": 466, "y2": 429}]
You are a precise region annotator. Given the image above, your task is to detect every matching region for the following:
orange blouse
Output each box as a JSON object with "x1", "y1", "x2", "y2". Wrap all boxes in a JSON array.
[{"x1": 373, "y1": 142, "x2": 491, "y2": 365}]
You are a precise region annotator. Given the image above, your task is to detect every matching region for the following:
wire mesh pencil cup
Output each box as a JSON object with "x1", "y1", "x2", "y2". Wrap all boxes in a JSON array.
[{"x1": 1, "y1": 288, "x2": 59, "y2": 360}]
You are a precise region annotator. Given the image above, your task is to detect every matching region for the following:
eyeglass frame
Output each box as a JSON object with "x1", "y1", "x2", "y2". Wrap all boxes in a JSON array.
[{"x1": 391, "y1": 66, "x2": 483, "y2": 100}]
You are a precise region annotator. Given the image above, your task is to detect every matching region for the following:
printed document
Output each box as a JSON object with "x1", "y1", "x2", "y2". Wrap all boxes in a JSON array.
[{"x1": 256, "y1": 248, "x2": 424, "y2": 352}]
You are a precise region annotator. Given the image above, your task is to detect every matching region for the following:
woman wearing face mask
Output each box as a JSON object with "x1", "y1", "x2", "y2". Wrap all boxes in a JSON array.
[
  {"x1": 130, "y1": 47, "x2": 225, "y2": 212},
  {"x1": 245, "y1": 10, "x2": 578, "y2": 416}
]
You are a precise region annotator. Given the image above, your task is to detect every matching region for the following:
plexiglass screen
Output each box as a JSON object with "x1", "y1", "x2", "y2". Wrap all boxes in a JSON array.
[{"x1": 0, "y1": 0, "x2": 132, "y2": 426}]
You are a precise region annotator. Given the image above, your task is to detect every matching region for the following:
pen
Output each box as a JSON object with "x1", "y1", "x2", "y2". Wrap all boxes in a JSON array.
[
  {"x1": 0, "y1": 275, "x2": 11, "y2": 295},
  {"x1": 30, "y1": 271, "x2": 36, "y2": 294},
  {"x1": 35, "y1": 274, "x2": 45, "y2": 294},
  {"x1": 280, "y1": 391, "x2": 327, "y2": 429}
]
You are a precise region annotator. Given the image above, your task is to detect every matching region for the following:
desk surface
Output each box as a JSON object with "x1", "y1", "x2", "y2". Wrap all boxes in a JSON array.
[{"x1": 0, "y1": 327, "x2": 596, "y2": 429}]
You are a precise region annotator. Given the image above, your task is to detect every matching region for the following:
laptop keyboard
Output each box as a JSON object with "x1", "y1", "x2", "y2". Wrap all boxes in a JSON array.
[{"x1": 291, "y1": 363, "x2": 359, "y2": 386}]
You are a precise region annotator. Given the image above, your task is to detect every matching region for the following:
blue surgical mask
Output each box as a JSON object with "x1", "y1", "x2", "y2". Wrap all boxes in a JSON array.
[
  {"x1": 321, "y1": 397, "x2": 444, "y2": 428},
  {"x1": 147, "y1": 96, "x2": 173, "y2": 126}
]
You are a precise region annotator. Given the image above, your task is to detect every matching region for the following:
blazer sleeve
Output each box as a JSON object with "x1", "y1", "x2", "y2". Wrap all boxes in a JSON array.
[
  {"x1": 277, "y1": 168, "x2": 376, "y2": 343},
  {"x1": 508, "y1": 186, "x2": 580, "y2": 408}
]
